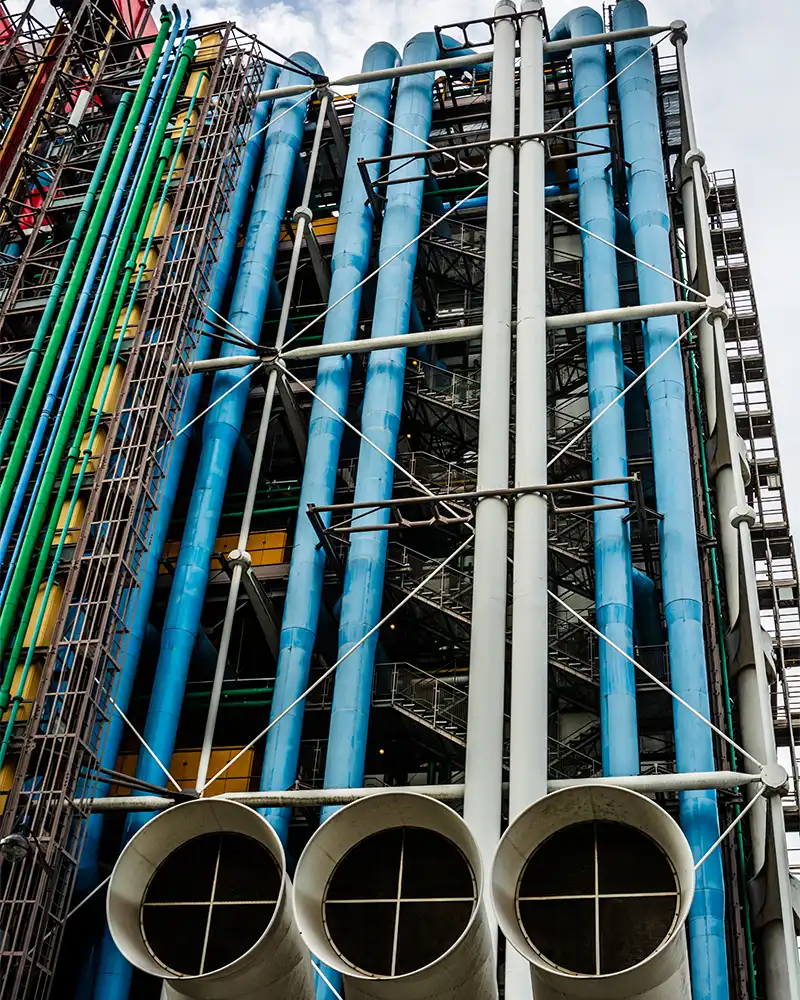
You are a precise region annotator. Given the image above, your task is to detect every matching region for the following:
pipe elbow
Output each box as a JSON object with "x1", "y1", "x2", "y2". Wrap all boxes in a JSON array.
[
  {"x1": 613, "y1": 0, "x2": 649, "y2": 31},
  {"x1": 550, "y1": 5, "x2": 603, "y2": 40},
  {"x1": 361, "y1": 40, "x2": 400, "y2": 73}
]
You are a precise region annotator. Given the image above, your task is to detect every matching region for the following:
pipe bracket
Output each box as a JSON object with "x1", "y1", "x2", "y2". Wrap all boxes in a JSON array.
[
  {"x1": 292, "y1": 204, "x2": 313, "y2": 225},
  {"x1": 685, "y1": 146, "x2": 706, "y2": 169},
  {"x1": 730, "y1": 503, "x2": 757, "y2": 529},
  {"x1": 228, "y1": 548, "x2": 252, "y2": 568},
  {"x1": 705, "y1": 290, "x2": 729, "y2": 327},
  {"x1": 670, "y1": 19, "x2": 688, "y2": 44},
  {"x1": 761, "y1": 763, "x2": 789, "y2": 797}
]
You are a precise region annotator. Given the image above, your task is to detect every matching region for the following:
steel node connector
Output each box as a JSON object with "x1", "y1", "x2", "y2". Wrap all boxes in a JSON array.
[
  {"x1": 492, "y1": 785, "x2": 696, "y2": 1000},
  {"x1": 106, "y1": 798, "x2": 314, "y2": 1000}
]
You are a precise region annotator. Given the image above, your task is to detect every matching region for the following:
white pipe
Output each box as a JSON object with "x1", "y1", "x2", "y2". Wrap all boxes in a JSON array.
[
  {"x1": 184, "y1": 300, "x2": 708, "y2": 371},
  {"x1": 493, "y1": 785, "x2": 695, "y2": 1000},
  {"x1": 292, "y1": 791, "x2": 498, "y2": 1000},
  {"x1": 462, "y1": 2, "x2": 517, "y2": 950},
  {"x1": 256, "y1": 25, "x2": 673, "y2": 101},
  {"x1": 78, "y1": 770, "x2": 762, "y2": 812},
  {"x1": 105, "y1": 799, "x2": 314, "y2": 999}
]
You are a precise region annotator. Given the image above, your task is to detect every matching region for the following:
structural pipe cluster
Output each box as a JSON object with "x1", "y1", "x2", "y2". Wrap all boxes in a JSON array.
[
  {"x1": 260, "y1": 41, "x2": 399, "y2": 843},
  {"x1": 550, "y1": 4, "x2": 639, "y2": 778},
  {"x1": 613, "y1": 3, "x2": 728, "y2": 996},
  {"x1": 91, "y1": 45, "x2": 324, "y2": 1000},
  {"x1": 319, "y1": 32, "x2": 475, "y2": 814}
]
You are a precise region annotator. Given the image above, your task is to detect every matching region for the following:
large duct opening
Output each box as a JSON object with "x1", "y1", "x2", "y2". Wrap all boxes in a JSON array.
[
  {"x1": 322, "y1": 826, "x2": 476, "y2": 977},
  {"x1": 141, "y1": 831, "x2": 281, "y2": 977},
  {"x1": 516, "y1": 819, "x2": 680, "y2": 976}
]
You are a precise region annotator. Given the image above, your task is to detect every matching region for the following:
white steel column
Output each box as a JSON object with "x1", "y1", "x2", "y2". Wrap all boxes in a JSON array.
[
  {"x1": 510, "y1": 0, "x2": 547, "y2": 820},
  {"x1": 507, "y1": 9, "x2": 546, "y2": 1000},
  {"x1": 463, "y1": 0, "x2": 517, "y2": 947},
  {"x1": 674, "y1": 27, "x2": 800, "y2": 1000}
]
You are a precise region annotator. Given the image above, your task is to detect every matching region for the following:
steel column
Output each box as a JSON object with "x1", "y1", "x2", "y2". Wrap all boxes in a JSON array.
[{"x1": 463, "y1": 0, "x2": 517, "y2": 945}]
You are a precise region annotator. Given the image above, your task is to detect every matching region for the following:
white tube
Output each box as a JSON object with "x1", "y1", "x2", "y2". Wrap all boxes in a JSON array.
[
  {"x1": 105, "y1": 798, "x2": 314, "y2": 999},
  {"x1": 492, "y1": 785, "x2": 695, "y2": 1000},
  {"x1": 292, "y1": 791, "x2": 498, "y2": 1000}
]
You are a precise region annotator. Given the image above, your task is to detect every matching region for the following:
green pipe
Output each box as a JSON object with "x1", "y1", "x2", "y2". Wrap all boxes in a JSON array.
[
  {"x1": 0, "y1": 12, "x2": 172, "y2": 525},
  {"x1": 171, "y1": 503, "x2": 300, "y2": 526},
  {"x1": 0, "y1": 58, "x2": 206, "y2": 762},
  {"x1": 0, "y1": 92, "x2": 133, "y2": 467},
  {"x1": 681, "y1": 260, "x2": 758, "y2": 997},
  {"x1": 0, "y1": 41, "x2": 196, "y2": 710}
]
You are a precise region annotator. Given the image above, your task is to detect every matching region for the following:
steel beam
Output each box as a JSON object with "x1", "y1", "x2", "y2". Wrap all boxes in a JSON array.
[
  {"x1": 76, "y1": 770, "x2": 763, "y2": 813},
  {"x1": 256, "y1": 23, "x2": 674, "y2": 102},
  {"x1": 184, "y1": 299, "x2": 708, "y2": 373}
]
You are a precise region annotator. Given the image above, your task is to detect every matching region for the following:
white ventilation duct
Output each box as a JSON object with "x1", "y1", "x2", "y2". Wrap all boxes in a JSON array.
[
  {"x1": 105, "y1": 798, "x2": 314, "y2": 1000},
  {"x1": 292, "y1": 790, "x2": 498, "y2": 1000},
  {"x1": 492, "y1": 785, "x2": 695, "y2": 1000}
]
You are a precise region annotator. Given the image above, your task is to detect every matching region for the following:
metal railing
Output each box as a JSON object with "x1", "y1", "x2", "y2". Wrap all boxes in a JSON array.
[{"x1": 373, "y1": 661, "x2": 468, "y2": 743}]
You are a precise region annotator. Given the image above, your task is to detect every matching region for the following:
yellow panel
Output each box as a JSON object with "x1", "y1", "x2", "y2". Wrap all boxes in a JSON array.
[
  {"x1": 171, "y1": 150, "x2": 187, "y2": 181},
  {"x1": 0, "y1": 757, "x2": 17, "y2": 815},
  {"x1": 135, "y1": 246, "x2": 159, "y2": 280},
  {"x1": 144, "y1": 200, "x2": 171, "y2": 240},
  {"x1": 91, "y1": 363, "x2": 124, "y2": 414},
  {"x1": 184, "y1": 68, "x2": 209, "y2": 101},
  {"x1": 78, "y1": 426, "x2": 107, "y2": 475},
  {"x1": 2, "y1": 661, "x2": 42, "y2": 722},
  {"x1": 23, "y1": 581, "x2": 64, "y2": 649},
  {"x1": 280, "y1": 215, "x2": 338, "y2": 243},
  {"x1": 54, "y1": 495, "x2": 86, "y2": 545},
  {"x1": 158, "y1": 530, "x2": 288, "y2": 574},
  {"x1": 172, "y1": 107, "x2": 200, "y2": 140},
  {"x1": 114, "y1": 302, "x2": 141, "y2": 339},
  {"x1": 197, "y1": 32, "x2": 222, "y2": 61},
  {"x1": 249, "y1": 529, "x2": 288, "y2": 566},
  {"x1": 113, "y1": 746, "x2": 255, "y2": 798}
]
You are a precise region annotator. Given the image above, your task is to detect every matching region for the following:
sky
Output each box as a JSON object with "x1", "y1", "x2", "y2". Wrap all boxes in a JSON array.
[{"x1": 7, "y1": 0, "x2": 800, "y2": 531}]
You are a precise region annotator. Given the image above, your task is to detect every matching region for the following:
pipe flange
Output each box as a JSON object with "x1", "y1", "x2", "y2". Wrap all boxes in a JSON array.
[
  {"x1": 292, "y1": 205, "x2": 313, "y2": 225},
  {"x1": 761, "y1": 762, "x2": 789, "y2": 797},
  {"x1": 705, "y1": 291, "x2": 729, "y2": 327},
  {"x1": 228, "y1": 548, "x2": 252, "y2": 568},
  {"x1": 729, "y1": 504, "x2": 756, "y2": 529},
  {"x1": 685, "y1": 147, "x2": 706, "y2": 169},
  {"x1": 670, "y1": 19, "x2": 687, "y2": 44}
]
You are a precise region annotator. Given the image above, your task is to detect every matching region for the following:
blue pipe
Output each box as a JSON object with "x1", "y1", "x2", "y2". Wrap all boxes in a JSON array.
[
  {"x1": 551, "y1": 7, "x2": 638, "y2": 778},
  {"x1": 320, "y1": 31, "x2": 455, "y2": 819},
  {"x1": 0, "y1": 12, "x2": 186, "y2": 579},
  {"x1": 613, "y1": 4, "x2": 728, "y2": 997},
  {"x1": 78, "y1": 61, "x2": 280, "y2": 998},
  {"x1": 259, "y1": 42, "x2": 399, "y2": 844}
]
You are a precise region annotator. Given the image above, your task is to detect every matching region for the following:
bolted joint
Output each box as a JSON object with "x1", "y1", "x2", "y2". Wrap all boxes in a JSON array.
[
  {"x1": 685, "y1": 147, "x2": 706, "y2": 169},
  {"x1": 729, "y1": 504, "x2": 756, "y2": 529},
  {"x1": 669, "y1": 19, "x2": 687, "y2": 44},
  {"x1": 292, "y1": 205, "x2": 313, "y2": 225},
  {"x1": 228, "y1": 548, "x2": 252, "y2": 568},
  {"x1": 760, "y1": 762, "x2": 789, "y2": 797},
  {"x1": 705, "y1": 291, "x2": 729, "y2": 327}
]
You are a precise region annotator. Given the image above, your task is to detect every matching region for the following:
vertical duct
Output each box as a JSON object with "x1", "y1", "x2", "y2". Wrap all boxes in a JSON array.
[
  {"x1": 492, "y1": 785, "x2": 695, "y2": 1000},
  {"x1": 549, "y1": 6, "x2": 638, "y2": 778},
  {"x1": 612, "y1": 3, "x2": 728, "y2": 996},
  {"x1": 319, "y1": 33, "x2": 469, "y2": 814},
  {"x1": 131, "y1": 52, "x2": 321, "y2": 799},
  {"x1": 92, "y1": 54, "x2": 322, "y2": 1000},
  {"x1": 293, "y1": 792, "x2": 498, "y2": 1000},
  {"x1": 105, "y1": 799, "x2": 314, "y2": 1000},
  {"x1": 260, "y1": 42, "x2": 400, "y2": 845}
]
